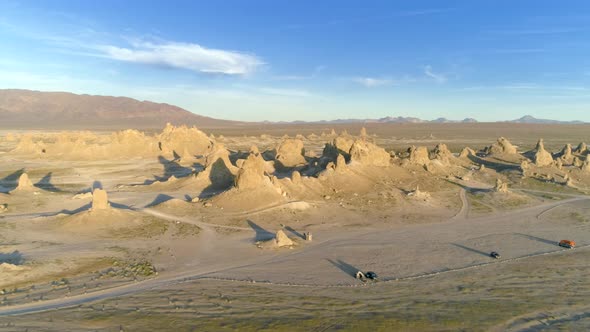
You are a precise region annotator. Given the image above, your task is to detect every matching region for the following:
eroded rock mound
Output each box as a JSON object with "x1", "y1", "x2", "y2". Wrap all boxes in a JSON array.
[
  {"x1": 558, "y1": 144, "x2": 574, "y2": 164},
  {"x1": 13, "y1": 173, "x2": 34, "y2": 192},
  {"x1": 91, "y1": 188, "x2": 110, "y2": 210},
  {"x1": 275, "y1": 229, "x2": 294, "y2": 247},
  {"x1": 157, "y1": 123, "x2": 213, "y2": 159},
  {"x1": 407, "y1": 185, "x2": 430, "y2": 200},
  {"x1": 360, "y1": 127, "x2": 368, "y2": 139},
  {"x1": 582, "y1": 158, "x2": 590, "y2": 172},
  {"x1": 432, "y1": 143, "x2": 454, "y2": 165},
  {"x1": 459, "y1": 147, "x2": 476, "y2": 158},
  {"x1": 485, "y1": 137, "x2": 517, "y2": 155},
  {"x1": 275, "y1": 139, "x2": 307, "y2": 168},
  {"x1": 349, "y1": 140, "x2": 390, "y2": 167},
  {"x1": 408, "y1": 146, "x2": 430, "y2": 165},
  {"x1": 494, "y1": 178, "x2": 509, "y2": 193},
  {"x1": 197, "y1": 143, "x2": 238, "y2": 189},
  {"x1": 323, "y1": 135, "x2": 355, "y2": 161},
  {"x1": 335, "y1": 154, "x2": 348, "y2": 172},
  {"x1": 235, "y1": 152, "x2": 269, "y2": 191},
  {"x1": 532, "y1": 139, "x2": 554, "y2": 167},
  {"x1": 12, "y1": 134, "x2": 46, "y2": 155},
  {"x1": 291, "y1": 170, "x2": 302, "y2": 184},
  {"x1": 575, "y1": 142, "x2": 588, "y2": 154}
]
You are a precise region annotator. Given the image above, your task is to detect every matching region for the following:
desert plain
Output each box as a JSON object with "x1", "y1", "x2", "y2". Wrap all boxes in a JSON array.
[{"x1": 0, "y1": 123, "x2": 589, "y2": 331}]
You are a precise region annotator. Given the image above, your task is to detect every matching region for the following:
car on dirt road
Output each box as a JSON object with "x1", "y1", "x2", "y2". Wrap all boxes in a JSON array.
[{"x1": 558, "y1": 240, "x2": 575, "y2": 249}]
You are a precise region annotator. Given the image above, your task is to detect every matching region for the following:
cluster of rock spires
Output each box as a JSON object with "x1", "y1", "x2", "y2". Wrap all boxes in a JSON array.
[
  {"x1": 10, "y1": 123, "x2": 214, "y2": 161},
  {"x1": 5, "y1": 126, "x2": 590, "y2": 204}
]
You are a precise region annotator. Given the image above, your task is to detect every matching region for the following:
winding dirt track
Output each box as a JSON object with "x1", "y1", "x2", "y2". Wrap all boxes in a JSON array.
[{"x1": 0, "y1": 191, "x2": 588, "y2": 317}]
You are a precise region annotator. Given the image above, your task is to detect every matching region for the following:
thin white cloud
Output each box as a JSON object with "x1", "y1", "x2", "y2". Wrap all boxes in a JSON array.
[
  {"x1": 353, "y1": 77, "x2": 392, "y2": 87},
  {"x1": 97, "y1": 40, "x2": 264, "y2": 75},
  {"x1": 424, "y1": 65, "x2": 447, "y2": 83}
]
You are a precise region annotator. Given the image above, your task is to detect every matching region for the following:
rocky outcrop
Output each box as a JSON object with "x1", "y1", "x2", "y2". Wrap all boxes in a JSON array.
[
  {"x1": 235, "y1": 152, "x2": 269, "y2": 191},
  {"x1": 407, "y1": 185, "x2": 430, "y2": 200},
  {"x1": 275, "y1": 229, "x2": 294, "y2": 247},
  {"x1": 575, "y1": 142, "x2": 588, "y2": 154},
  {"x1": 349, "y1": 140, "x2": 390, "y2": 167},
  {"x1": 557, "y1": 144, "x2": 574, "y2": 164},
  {"x1": 335, "y1": 154, "x2": 348, "y2": 172},
  {"x1": 291, "y1": 170, "x2": 302, "y2": 184},
  {"x1": 494, "y1": 178, "x2": 509, "y2": 193},
  {"x1": 275, "y1": 139, "x2": 307, "y2": 168},
  {"x1": 407, "y1": 146, "x2": 430, "y2": 165},
  {"x1": 323, "y1": 135, "x2": 355, "y2": 161},
  {"x1": 91, "y1": 188, "x2": 110, "y2": 210},
  {"x1": 532, "y1": 139, "x2": 554, "y2": 167},
  {"x1": 157, "y1": 123, "x2": 213, "y2": 159},
  {"x1": 484, "y1": 137, "x2": 517, "y2": 155},
  {"x1": 432, "y1": 143, "x2": 454, "y2": 165},
  {"x1": 459, "y1": 147, "x2": 476, "y2": 158},
  {"x1": 12, "y1": 173, "x2": 34, "y2": 192},
  {"x1": 197, "y1": 143, "x2": 238, "y2": 189}
]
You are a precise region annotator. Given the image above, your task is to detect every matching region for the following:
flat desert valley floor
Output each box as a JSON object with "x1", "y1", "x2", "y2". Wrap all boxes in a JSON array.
[{"x1": 0, "y1": 123, "x2": 589, "y2": 331}]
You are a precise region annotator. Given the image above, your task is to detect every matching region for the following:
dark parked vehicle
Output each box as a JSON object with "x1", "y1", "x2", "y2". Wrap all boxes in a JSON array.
[
  {"x1": 365, "y1": 271, "x2": 378, "y2": 280},
  {"x1": 490, "y1": 251, "x2": 501, "y2": 259}
]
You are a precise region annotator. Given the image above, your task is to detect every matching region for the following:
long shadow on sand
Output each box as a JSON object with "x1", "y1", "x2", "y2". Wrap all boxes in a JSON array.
[
  {"x1": 247, "y1": 220, "x2": 275, "y2": 242},
  {"x1": 0, "y1": 250, "x2": 24, "y2": 265},
  {"x1": 444, "y1": 178, "x2": 491, "y2": 194},
  {"x1": 514, "y1": 233, "x2": 557, "y2": 246},
  {"x1": 451, "y1": 243, "x2": 490, "y2": 258},
  {"x1": 40, "y1": 199, "x2": 134, "y2": 217},
  {"x1": 34, "y1": 172, "x2": 62, "y2": 192},
  {"x1": 284, "y1": 226, "x2": 305, "y2": 240},
  {"x1": 145, "y1": 194, "x2": 175, "y2": 208},
  {"x1": 0, "y1": 168, "x2": 25, "y2": 192},
  {"x1": 327, "y1": 259, "x2": 361, "y2": 278},
  {"x1": 467, "y1": 154, "x2": 521, "y2": 172},
  {"x1": 156, "y1": 155, "x2": 193, "y2": 181}
]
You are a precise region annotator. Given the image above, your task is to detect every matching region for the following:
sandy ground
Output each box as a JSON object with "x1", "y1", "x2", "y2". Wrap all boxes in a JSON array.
[{"x1": 0, "y1": 126, "x2": 589, "y2": 331}]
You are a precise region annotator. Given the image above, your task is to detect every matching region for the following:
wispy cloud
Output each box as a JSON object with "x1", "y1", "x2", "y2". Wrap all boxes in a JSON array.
[
  {"x1": 96, "y1": 40, "x2": 264, "y2": 75},
  {"x1": 424, "y1": 65, "x2": 447, "y2": 83},
  {"x1": 352, "y1": 77, "x2": 392, "y2": 87}
]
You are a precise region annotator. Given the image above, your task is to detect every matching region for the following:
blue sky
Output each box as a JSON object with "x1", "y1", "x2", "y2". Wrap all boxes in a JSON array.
[{"x1": 1, "y1": 0, "x2": 590, "y2": 121}]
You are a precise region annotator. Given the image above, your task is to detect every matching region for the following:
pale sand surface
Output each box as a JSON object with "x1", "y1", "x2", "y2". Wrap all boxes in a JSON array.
[{"x1": 0, "y1": 124, "x2": 589, "y2": 331}]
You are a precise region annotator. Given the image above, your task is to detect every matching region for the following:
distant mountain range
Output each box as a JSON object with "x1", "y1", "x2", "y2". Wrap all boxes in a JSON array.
[
  {"x1": 268, "y1": 115, "x2": 585, "y2": 125},
  {"x1": 506, "y1": 115, "x2": 585, "y2": 124},
  {"x1": 0, "y1": 89, "x2": 241, "y2": 129},
  {"x1": 0, "y1": 89, "x2": 586, "y2": 129}
]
